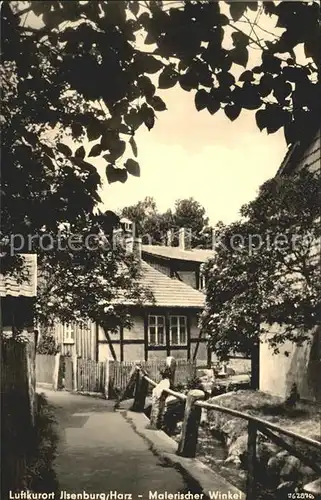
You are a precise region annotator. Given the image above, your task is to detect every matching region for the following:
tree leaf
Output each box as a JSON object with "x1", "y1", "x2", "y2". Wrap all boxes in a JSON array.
[
  {"x1": 57, "y1": 143, "x2": 72, "y2": 157},
  {"x1": 100, "y1": 130, "x2": 118, "y2": 150},
  {"x1": 87, "y1": 120, "x2": 103, "y2": 141},
  {"x1": 138, "y1": 76, "x2": 156, "y2": 98},
  {"x1": 239, "y1": 70, "x2": 253, "y2": 82},
  {"x1": 88, "y1": 144, "x2": 103, "y2": 157},
  {"x1": 71, "y1": 158, "x2": 97, "y2": 173},
  {"x1": 147, "y1": 95, "x2": 167, "y2": 111},
  {"x1": 219, "y1": 13, "x2": 230, "y2": 26},
  {"x1": 252, "y1": 66, "x2": 263, "y2": 74},
  {"x1": 240, "y1": 83, "x2": 262, "y2": 110},
  {"x1": 158, "y1": 67, "x2": 179, "y2": 89},
  {"x1": 179, "y1": 71, "x2": 198, "y2": 92},
  {"x1": 264, "y1": 105, "x2": 287, "y2": 134},
  {"x1": 138, "y1": 11, "x2": 150, "y2": 28},
  {"x1": 42, "y1": 144, "x2": 55, "y2": 159},
  {"x1": 23, "y1": 131, "x2": 38, "y2": 147},
  {"x1": 231, "y1": 31, "x2": 249, "y2": 48},
  {"x1": 217, "y1": 71, "x2": 235, "y2": 88},
  {"x1": 118, "y1": 168, "x2": 128, "y2": 183},
  {"x1": 137, "y1": 54, "x2": 163, "y2": 74},
  {"x1": 128, "y1": 1, "x2": 139, "y2": 16},
  {"x1": 273, "y1": 78, "x2": 292, "y2": 102},
  {"x1": 261, "y1": 53, "x2": 281, "y2": 74},
  {"x1": 145, "y1": 32, "x2": 156, "y2": 45},
  {"x1": 259, "y1": 74, "x2": 274, "y2": 97},
  {"x1": 124, "y1": 158, "x2": 140, "y2": 177},
  {"x1": 255, "y1": 109, "x2": 266, "y2": 131},
  {"x1": 75, "y1": 146, "x2": 86, "y2": 159},
  {"x1": 109, "y1": 140, "x2": 126, "y2": 160},
  {"x1": 141, "y1": 105, "x2": 155, "y2": 130},
  {"x1": 230, "y1": 2, "x2": 247, "y2": 21},
  {"x1": 129, "y1": 136, "x2": 138, "y2": 157},
  {"x1": 230, "y1": 46, "x2": 249, "y2": 68},
  {"x1": 224, "y1": 104, "x2": 241, "y2": 121},
  {"x1": 195, "y1": 89, "x2": 209, "y2": 111},
  {"x1": 248, "y1": 2, "x2": 258, "y2": 11},
  {"x1": 207, "y1": 95, "x2": 220, "y2": 115},
  {"x1": 124, "y1": 109, "x2": 144, "y2": 131},
  {"x1": 71, "y1": 122, "x2": 83, "y2": 139},
  {"x1": 106, "y1": 165, "x2": 128, "y2": 184},
  {"x1": 304, "y1": 37, "x2": 318, "y2": 64}
]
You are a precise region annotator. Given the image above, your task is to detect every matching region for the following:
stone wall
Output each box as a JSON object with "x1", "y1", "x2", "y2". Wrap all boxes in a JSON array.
[{"x1": 260, "y1": 327, "x2": 321, "y2": 402}]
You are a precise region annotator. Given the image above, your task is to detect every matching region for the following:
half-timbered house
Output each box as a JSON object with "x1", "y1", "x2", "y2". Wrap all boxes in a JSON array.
[
  {"x1": 48, "y1": 238, "x2": 208, "y2": 363},
  {"x1": 142, "y1": 228, "x2": 214, "y2": 292}
]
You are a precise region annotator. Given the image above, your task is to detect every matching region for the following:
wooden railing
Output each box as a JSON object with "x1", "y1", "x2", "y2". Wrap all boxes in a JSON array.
[{"x1": 130, "y1": 365, "x2": 321, "y2": 500}]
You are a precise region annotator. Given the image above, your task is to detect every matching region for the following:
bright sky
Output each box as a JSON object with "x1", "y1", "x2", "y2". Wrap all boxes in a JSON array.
[
  {"x1": 98, "y1": 87, "x2": 287, "y2": 225},
  {"x1": 23, "y1": 2, "x2": 288, "y2": 226},
  {"x1": 95, "y1": 5, "x2": 288, "y2": 225}
]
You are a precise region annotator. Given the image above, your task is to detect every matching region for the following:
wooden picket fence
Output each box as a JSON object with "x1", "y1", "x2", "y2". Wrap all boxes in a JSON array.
[
  {"x1": 77, "y1": 359, "x2": 106, "y2": 393},
  {"x1": 108, "y1": 359, "x2": 197, "y2": 398},
  {"x1": 35, "y1": 356, "x2": 199, "y2": 397}
]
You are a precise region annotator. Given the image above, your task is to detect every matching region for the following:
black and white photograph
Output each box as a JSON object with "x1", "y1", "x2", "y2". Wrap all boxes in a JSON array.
[{"x1": 1, "y1": 1, "x2": 320, "y2": 499}]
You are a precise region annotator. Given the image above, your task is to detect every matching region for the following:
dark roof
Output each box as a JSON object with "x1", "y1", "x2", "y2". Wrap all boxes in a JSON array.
[
  {"x1": 142, "y1": 245, "x2": 214, "y2": 263},
  {"x1": 277, "y1": 127, "x2": 320, "y2": 176},
  {"x1": 119, "y1": 261, "x2": 205, "y2": 309},
  {"x1": 0, "y1": 254, "x2": 37, "y2": 297}
]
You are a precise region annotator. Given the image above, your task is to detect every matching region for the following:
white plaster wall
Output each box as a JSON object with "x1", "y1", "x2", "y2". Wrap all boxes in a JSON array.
[{"x1": 260, "y1": 328, "x2": 321, "y2": 402}]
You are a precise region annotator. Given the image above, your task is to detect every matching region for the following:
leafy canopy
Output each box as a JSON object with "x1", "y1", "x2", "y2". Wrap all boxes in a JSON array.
[
  {"x1": 121, "y1": 196, "x2": 212, "y2": 247},
  {"x1": 200, "y1": 168, "x2": 321, "y2": 358},
  {"x1": 2, "y1": 0, "x2": 319, "y2": 211},
  {"x1": 36, "y1": 218, "x2": 153, "y2": 331}
]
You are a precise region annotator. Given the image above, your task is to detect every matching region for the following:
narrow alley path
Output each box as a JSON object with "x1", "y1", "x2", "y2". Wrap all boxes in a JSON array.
[{"x1": 41, "y1": 389, "x2": 191, "y2": 497}]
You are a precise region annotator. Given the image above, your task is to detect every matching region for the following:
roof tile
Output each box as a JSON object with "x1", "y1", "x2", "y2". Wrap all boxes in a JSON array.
[
  {"x1": 0, "y1": 254, "x2": 37, "y2": 297},
  {"x1": 142, "y1": 245, "x2": 214, "y2": 263},
  {"x1": 121, "y1": 261, "x2": 205, "y2": 309}
]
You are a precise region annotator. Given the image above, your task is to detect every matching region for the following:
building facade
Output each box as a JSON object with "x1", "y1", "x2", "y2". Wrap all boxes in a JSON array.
[{"x1": 259, "y1": 128, "x2": 321, "y2": 402}]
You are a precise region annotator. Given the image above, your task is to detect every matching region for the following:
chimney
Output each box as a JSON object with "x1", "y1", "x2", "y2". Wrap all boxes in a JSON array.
[
  {"x1": 125, "y1": 235, "x2": 142, "y2": 259},
  {"x1": 179, "y1": 227, "x2": 192, "y2": 251},
  {"x1": 112, "y1": 228, "x2": 122, "y2": 247},
  {"x1": 133, "y1": 237, "x2": 142, "y2": 260},
  {"x1": 212, "y1": 228, "x2": 216, "y2": 251},
  {"x1": 125, "y1": 235, "x2": 134, "y2": 254},
  {"x1": 166, "y1": 229, "x2": 173, "y2": 247}
]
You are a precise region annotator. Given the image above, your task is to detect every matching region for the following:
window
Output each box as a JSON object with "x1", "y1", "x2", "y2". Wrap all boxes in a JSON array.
[
  {"x1": 63, "y1": 323, "x2": 75, "y2": 344},
  {"x1": 169, "y1": 316, "x2": 187, "y2": 346},
  {"x1": 148, "y1": 315, "x2": 165, "y2": 346}
]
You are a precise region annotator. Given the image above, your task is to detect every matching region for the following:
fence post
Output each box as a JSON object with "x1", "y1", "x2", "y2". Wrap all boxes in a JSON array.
[
  {"x1": 177, "y1": 389, "x2": 205, "y2": 458},
  {"x1": 131, "y1": 369, "x2": 149, "y2": 412},
  {"x1": 246, "y1": 420, "x2": 257, "y2": 500},
  {"x1": 72, "y1": 355, "x2": 78, "y2": 392},
  {"x1": 166, "y1": 356, "x2": 176, "y2": 386},
  {"x1": 149, "y1": 378, "x2": 170, "y2": 430},
  {"x1": 104, "y1": 360, "x2": 110, "y2": 399},
  {"x1": 53, "y1": 353, "x2": 60, "y2": 391}
]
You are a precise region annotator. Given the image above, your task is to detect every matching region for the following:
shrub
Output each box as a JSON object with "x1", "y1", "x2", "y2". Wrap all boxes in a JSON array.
[
  {"x1": 24, "y1": 393, "x2": 59, "y2": 494},
  {"x1": 36, "y1": 334, "x2": 60, "y2": 355}
]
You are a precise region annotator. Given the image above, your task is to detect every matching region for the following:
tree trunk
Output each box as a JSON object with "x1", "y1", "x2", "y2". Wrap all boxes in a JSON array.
[{"x1": 251, "y1": 341, "x2": 260, "y2": 390}]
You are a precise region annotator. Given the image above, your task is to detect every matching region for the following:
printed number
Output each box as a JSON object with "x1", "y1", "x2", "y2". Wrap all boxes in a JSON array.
[{"x1": 287, "y1": 494, "x2": 315, "y2": 499}]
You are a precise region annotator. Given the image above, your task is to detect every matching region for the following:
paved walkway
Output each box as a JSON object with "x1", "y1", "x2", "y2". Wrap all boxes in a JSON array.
[{"x1": 41, "y1": 389, "x2": 190, "y2": 496}]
